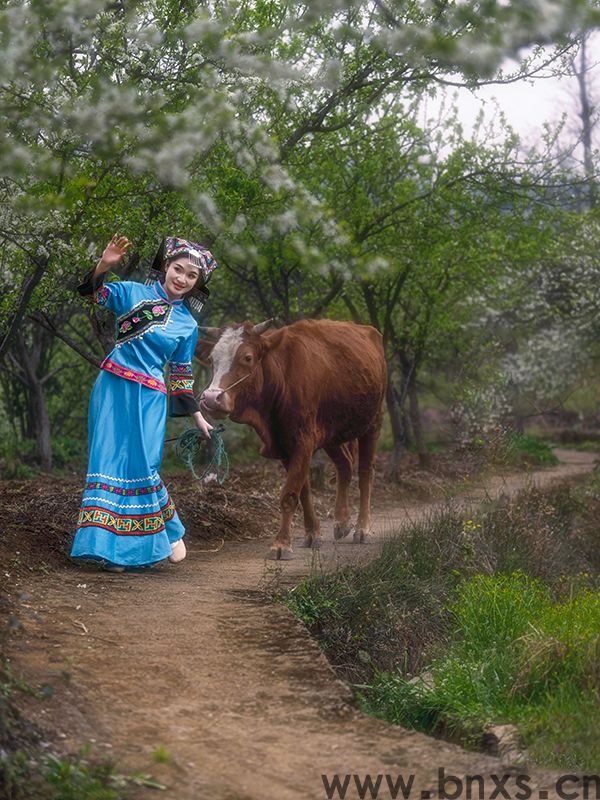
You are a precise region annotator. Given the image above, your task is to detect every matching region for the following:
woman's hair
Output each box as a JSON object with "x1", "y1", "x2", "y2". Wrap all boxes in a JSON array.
[
  {"x1": 150, "y1": 237, "x2": 217, "y2": 290},
  {"x1": 145, "y1": 239, "x2": 216, "y2": 317}
]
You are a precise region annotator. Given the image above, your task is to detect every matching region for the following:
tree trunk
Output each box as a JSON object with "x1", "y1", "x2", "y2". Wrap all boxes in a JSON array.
[
  {"x1": 384, "y1": 378, "x2": 407, "y2": 482},
  {"x1": 402, "y1": 410, "x2": 412, "y2": 447},
  {"x1": 15, "y1": 331, "x2": 53, "y2": 472},
  {"x1": 573, "y1": 32, "x2": 597, "y2": 209},
  {"x1": 30, "y1": 379, "x2": 52, "y2": 472},
  {"x1": 408, "y1": 378, "x2": 430, "y2": 468}
]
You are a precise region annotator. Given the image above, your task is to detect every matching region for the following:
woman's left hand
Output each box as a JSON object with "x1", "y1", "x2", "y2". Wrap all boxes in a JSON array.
[{"x1": 192, "y1": 411, "x2": 214, "y2": 439}]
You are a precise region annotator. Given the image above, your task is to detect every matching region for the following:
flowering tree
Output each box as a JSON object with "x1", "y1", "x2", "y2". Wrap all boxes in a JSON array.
[
  {"x1": 2, "y1": 0, "x2": 598, "y2": 349},
  {"x1": 2, "y1": 0, "x2": 600, "y2": 470}
]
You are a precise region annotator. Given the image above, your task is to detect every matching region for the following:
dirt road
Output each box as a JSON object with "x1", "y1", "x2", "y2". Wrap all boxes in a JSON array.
[{"x1": 5, "y1": 450, "x2": 596, "y2": 799}]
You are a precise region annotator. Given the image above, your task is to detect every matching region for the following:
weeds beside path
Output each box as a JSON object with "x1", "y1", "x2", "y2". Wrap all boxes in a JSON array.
[{"x1": 2, "y1": 449, "x2": 596, "y2": 800}]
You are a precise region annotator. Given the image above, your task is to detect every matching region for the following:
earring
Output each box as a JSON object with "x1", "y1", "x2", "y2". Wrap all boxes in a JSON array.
[
  {"x1": 188, "y1": 295, "x2": 205, "y2": 314},
  {"x1": 144, "y1": 267, "x2": 162, "y2": 286}
]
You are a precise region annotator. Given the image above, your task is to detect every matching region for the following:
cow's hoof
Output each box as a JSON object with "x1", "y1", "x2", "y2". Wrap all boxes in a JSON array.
[
  {"x1": 301, "y1": 535, "x2": 321, "y2": 549},
  {"x1": 353, "y1": 530, "x2": 375, "y2": 544},
  {"x1": 266, "y1": 546, "x2": 294, "y2": 561},
  {"x1": 333, "y1": 521, "x2": 354, "y2": 540}
]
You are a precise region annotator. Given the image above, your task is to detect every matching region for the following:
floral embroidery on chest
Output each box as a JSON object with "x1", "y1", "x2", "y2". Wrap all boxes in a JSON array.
[{"x1": 115, "y1": 299, "x2": 172, "y2": 346}]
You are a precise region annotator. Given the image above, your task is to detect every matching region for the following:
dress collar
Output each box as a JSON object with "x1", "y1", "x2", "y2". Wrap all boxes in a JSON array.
[{"x1": 153, "y1": 280, "x2": 184, "y2": 306}]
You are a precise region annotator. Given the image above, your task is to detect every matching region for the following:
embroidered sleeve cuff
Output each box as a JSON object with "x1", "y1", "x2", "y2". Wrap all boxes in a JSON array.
[
  {"x1": 77, "y1": 267, "x2": 110, "y2": 305},
  {"x1": 167, "y1": 363, "x2": 198, "y2": 416},
  {"x1": 169, "y1": 392, "x2": 200, "y2": 417}
]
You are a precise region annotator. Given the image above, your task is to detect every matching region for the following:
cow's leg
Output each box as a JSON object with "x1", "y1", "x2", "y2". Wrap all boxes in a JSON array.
[
  {"x1": 354, "y1": 427, "x2": 379, "y2": 543},
  {"x1": 267, "y1": 446, "x2": 313, "y2": 560},
  {"x1": 299, "y1": 481, "x2": 321, "y2": 549},
  {"x1": 278, "y1": 459, "x2": 320, "y2": 550},
  {"x1": 324, "y1": 442, "x2": 355, "y2": 540}
]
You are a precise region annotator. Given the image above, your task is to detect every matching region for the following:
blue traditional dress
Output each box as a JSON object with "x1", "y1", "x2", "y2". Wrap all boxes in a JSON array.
[{"x1": 71, "y1": 273, "x2": 200, "y2": 567}]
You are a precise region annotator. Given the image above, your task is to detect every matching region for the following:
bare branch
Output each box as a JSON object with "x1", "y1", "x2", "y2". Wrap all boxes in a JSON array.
[
  {"x1": 28, "y1": 312, "x2": 102, "y2": 368},
  {"x1": 0, "y1": 258, "x2": 48, "y2": 362}
]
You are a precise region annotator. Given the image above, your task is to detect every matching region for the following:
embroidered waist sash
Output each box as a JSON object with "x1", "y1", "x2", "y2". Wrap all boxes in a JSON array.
[{"x1": 100, "y1": 358, "x2": 167, "y2": 394}]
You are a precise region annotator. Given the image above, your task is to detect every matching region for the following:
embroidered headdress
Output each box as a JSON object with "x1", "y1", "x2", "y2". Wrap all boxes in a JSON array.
[{"x1": 146, "y1": 237, "x2": 218, "y2": 316}]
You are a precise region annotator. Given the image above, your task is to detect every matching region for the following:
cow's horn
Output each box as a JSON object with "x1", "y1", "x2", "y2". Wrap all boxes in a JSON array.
[
  {"x1": 197, "y1": 326, "x2": 222, "y2": 340},
  {"x1": 252, "y1": 318, "x2": 274, "y2": 335}
]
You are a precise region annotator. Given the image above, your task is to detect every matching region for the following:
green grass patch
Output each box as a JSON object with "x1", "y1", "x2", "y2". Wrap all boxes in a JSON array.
[
  {"x1": 285, "y1": 484, "x2": 588, "y2": 678},
  {"x1": 1, "y1": 746, "x2": 167, "y2": 800},
  {"x1": 283, "y1": 481, "x2": 600, "y2": 771},
  {"x1": 554, "y1": 439, "x2": 600, "y2": 453},
  {"x1": 151, "y1": 744, "x2": 172, "y2": 764},
  {"x1": 358, "y1": 574, "x2": 600, "y2": 771},
  {"x1": 503, "y1": 433, "x2": 559, "y2": 467}
]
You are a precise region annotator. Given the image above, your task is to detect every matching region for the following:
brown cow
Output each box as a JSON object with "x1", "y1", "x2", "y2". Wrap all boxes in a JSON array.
[{"x1": 197, "y1": 319, "x2": 387, "y2": 559}]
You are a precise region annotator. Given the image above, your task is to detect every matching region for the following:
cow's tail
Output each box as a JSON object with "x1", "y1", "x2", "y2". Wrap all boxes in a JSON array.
[
  {"x1": 327, "y1": 441, "x2": 358, "y2": 486},
  {"x1": 341, "y1": 440, "x2": 358, "y2": 466}
]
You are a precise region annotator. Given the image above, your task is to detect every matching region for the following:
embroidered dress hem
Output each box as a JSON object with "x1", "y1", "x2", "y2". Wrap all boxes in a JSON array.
[{"x1": 71, "y1": 370, "x2": 185, "y2": 567}]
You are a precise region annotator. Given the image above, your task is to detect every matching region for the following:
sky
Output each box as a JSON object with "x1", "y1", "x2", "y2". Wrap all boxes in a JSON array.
[{"x1": 424, "y1": 34, "x2": 600, "y2": 156}]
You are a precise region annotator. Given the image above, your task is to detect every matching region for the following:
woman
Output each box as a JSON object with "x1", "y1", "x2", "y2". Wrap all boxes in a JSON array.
[{"x1": 71, "y1": 234, "x2": 216, "y2": 571}]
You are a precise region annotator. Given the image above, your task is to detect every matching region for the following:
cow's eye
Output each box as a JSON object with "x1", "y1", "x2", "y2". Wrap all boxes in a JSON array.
[{"x1": 244, "y1": 354, "x2": 252, "y2": 363}]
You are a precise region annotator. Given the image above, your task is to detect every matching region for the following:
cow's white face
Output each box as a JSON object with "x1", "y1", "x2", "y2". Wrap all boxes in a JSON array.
[
  {"x1": 209, "y1": 327, "x2": 245, "y2": 387},
  {"x1": 199, "y1": 321, "x2": 273, "y2": 417}
]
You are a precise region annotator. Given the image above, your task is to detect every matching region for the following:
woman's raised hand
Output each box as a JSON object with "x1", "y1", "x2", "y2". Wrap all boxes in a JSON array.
[{"x1": 100, "y1": 235, "x2": 133, "y2": 269}]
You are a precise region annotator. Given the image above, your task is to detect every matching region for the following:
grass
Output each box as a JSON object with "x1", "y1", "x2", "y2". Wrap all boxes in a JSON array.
[
  {"x1": 554, "y1": 438, "x2": 600, "y2": 453},
  {"x1": 1, "y1": 743, "x2": 167, "y2": 800},
  {"x1": 285, "y1": 483, "x2": 589, "y2": 678},
  {"x1": 358, "y1": 574, "x2": 600, "y2": 770},
  {"x1": 504, "y1": 433, "x2": 559, "y2": 467},
  {"x1": 283, "y1": 480, "x2": 600, "y2": 771},
  {"x1": 0, "y1": 659, "x2": 166, "y2": 799},
  {"x1": 0, "y1": 659, "x2": 122, "y2": 800},
  {"x1": 151, "y1": 744, "x2": 172, "y2": 764}
]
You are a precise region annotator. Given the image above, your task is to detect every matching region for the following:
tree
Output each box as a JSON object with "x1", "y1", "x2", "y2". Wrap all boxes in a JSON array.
[
  {"x1": 567, "y1": 30, "x2": 600, "y2": 207},
  {"x1": 3, "y1": 0, "x2": 600, "y2": 471}
]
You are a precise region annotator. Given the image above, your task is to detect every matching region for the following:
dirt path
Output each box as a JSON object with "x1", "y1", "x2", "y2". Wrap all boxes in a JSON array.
[{"x1": 5, "y1": 450, "x2": 596, "y2": 800}]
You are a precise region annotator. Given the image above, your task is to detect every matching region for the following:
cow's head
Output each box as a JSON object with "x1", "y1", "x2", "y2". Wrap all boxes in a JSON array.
[{"x1": 197, "y1": 319, "x2": 275, "y2": 418}]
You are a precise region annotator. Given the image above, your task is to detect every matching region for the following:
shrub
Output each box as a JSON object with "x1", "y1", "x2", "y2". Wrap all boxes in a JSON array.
[
  {"x1": 285, "y1": 484, "x2": 588, "y2": 681},
  {"x1": 284, "y1": 480, "x2": 600, "y2": 770},
  {"x1": 504, "y1": 434, "x2": 559, "y2": 467},
  {"x1": 358, "y1": 573, "x2": 600, "y2": 770}
]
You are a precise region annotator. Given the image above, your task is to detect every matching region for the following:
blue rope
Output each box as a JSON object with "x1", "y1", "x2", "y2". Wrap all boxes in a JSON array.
[{"x1": 175, "y1": 425, "x2": 230, "y2": 484}]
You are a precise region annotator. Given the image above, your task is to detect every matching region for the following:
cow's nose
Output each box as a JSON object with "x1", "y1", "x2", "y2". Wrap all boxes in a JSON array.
[{"x1": 200, "y1": 388, "x2": 227, "y2": 409}]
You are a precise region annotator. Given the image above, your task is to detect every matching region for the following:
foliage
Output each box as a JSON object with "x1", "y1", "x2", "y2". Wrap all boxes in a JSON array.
[
  {"x1": 0, "y1": 659, "x2": 167, "y2": 799},
  {"x1": 358, "y1": 574, "x2": 600, "y2": 771},
  {"x1": 283, "y1": 480, "x2": 600, "y2": 769},
  {"x1": 504, "y1": 433, "x2": 559, "y2": 466},
  {"x1": 0, "y1": 439, "x2": 37, "y2": 480},
  {"x1": 3, "y1": 1, "x2": 600, "y2": 470},
  {"x1": 285, "y1": 483, "x2": 589, "y2": 678},
  {"x1": 470, "y1": 212, "x2": 600, "y2": 425},
  {"x1": 0, "y1": 749, "x2": 168, "y2": 800}
]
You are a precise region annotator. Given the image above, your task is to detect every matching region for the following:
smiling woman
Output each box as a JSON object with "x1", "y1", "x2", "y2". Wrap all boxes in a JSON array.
[
  {"x1": 166, "y1": 259, "x2": 201, "y2": 297},
  {"x1": 145, "y1": 237, "x2": 217, "y2": 315},
  {"x1": 70, "y1": 235, "x2": 218, "y2": 571}
]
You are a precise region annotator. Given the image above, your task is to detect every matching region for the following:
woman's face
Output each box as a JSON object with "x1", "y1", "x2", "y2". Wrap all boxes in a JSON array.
[{"x1": 163, "y1": 257, "x2": 201, "y2": 299}]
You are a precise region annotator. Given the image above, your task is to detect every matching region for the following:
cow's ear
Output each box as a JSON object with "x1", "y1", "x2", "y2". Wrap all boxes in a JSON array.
[
  {"x1": 195, "y1": 333, "x2": 219, "y2": 364},
  {"x1": 197, "y1": 325, "x2": 223, "y2": 339},
  {"x1": 257, "y1": 325, "x2": 281, "y2": 355}
]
